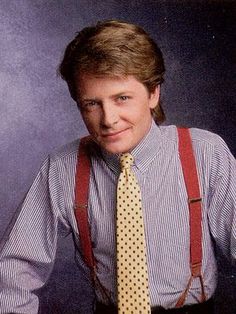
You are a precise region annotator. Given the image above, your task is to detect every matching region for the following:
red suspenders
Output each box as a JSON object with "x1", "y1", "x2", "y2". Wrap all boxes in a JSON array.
[
  {"x1": 74, "y1": 136, "x2": 96, "y2": 275},
  {"x1": 176, "y1": 128, "x2": 206, "y2": 306},
  {"x1": 74, "y1": 127, "x2": 206, "y2": 307},
  {"x1": 74, "y1": 136, "x2": 111, "y2": 303}
]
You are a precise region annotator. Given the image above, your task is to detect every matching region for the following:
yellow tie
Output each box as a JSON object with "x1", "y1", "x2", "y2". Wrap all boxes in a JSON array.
[{"x1": 116, "y1": 153, "x2": 151, "y2": 314}]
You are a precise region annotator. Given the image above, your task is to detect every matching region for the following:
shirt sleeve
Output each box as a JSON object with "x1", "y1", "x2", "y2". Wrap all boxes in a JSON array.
[
  {"x1": 0, "y1": 156, "x2": 71, "y2": 313},
  {"x1": 208, "y1": 136, "x2": 236, "y2": 266}
]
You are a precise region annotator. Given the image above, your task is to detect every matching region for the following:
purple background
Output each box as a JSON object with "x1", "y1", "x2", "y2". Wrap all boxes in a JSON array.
[{"x1": 0, "y1": 1, "x2": 235, "y2": 313}]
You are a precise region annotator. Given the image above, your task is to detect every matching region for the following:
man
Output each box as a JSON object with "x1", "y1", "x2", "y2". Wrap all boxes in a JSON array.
[{"x1": 0, "y1": 20, "x2": 235, "y2": 314}]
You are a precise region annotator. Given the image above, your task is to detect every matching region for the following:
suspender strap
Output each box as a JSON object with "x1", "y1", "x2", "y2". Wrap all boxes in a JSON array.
[
  {"x1": 74, "y1": 137, "x2": 111, "y2": 304},
  {"x1": 74, "y1": 129, "x2": 206, "y2": 307},
  {"x1": 176, "y1": 127, "x2": 206, "y2": 307},
  {"x1": 74, "y1": 136, "x2": 96, "y2": 273}
]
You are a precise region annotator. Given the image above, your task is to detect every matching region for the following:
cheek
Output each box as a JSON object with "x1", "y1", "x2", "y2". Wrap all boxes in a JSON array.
[
  {"x1": 126, "y1": 104, "x2": 152, "y2": 122},
  {"x1": 82, "y1": 114, "x2": 98, "y2": 131},
  {"x1": 122, "y1": 105, "x2": 143, "y2": 120}
]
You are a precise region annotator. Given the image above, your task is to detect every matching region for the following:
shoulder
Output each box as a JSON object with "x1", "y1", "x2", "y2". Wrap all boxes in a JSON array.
[
  {"x1": 47, "y1": 136, "x2": 98, "y2": 169},
  {"x1": 48, "y1": 138, "x2": 81, "y2": 167},
  {"x1": 159, "y1": 124, "x2": 228, "y2": 151},
  {"x1": 158, "y1": 125, "x2": 236, "y2": 171},
  {"x1": 189, "y1": 127, "x2": 227, "y2": 150},
  {"x1": 188, "y1": 128, "x2": 234, "y2": 164}
]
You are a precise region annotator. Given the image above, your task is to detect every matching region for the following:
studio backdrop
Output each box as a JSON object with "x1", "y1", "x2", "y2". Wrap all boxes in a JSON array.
[{"x1": 0, "y1": 1, "x2": 235, "y2": 313}]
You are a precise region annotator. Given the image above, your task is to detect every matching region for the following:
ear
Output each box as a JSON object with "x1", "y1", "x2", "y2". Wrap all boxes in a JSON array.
[{"x1": 149, "y1": 85, "x2": 160, "y2": 109}]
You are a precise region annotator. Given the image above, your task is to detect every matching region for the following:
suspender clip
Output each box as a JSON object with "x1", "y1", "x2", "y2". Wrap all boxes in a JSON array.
[
  {"x1": 188, "y1": 197, "x2": 202, "y2": 204},
  {"x1": 75, "y1": 203, "x2": 88, "y2": 209}
]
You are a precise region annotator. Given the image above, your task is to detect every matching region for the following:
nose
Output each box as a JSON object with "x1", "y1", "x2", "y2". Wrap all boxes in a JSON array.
[{"x1": 101, "y1": 102, "x2": 119, "y2": 127}]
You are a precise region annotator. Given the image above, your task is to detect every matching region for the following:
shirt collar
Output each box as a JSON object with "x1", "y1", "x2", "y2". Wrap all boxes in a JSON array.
[{"x1": 101, "y1": 120, "x2": 163, "y2": 174}]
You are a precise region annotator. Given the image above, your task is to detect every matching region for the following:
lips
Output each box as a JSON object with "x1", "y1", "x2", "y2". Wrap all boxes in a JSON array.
[{"x1": 101, "y1": 128, "x2": 130, "y2": 139}]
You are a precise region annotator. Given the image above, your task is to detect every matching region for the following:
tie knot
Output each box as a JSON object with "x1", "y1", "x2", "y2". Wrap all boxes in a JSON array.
[{"x1": 120, "y1": 153, "x2": 134, "y2": 169}]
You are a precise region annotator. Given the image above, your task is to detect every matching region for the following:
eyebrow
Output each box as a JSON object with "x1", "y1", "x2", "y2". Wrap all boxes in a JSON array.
[
  {"x1": 112, "y1": 91, "x2": 133, "y2": 98},
  {"x1": 80, "y1": 91, "x2": 133, "y2": 102},
  {"x1": 80, "y1": 97, "x2": 99, "y2": 102}
]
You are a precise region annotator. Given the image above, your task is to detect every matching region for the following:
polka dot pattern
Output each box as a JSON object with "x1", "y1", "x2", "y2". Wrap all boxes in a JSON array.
[{"x1": 116, "y1": 153, "x2": 151, "y2": 314}]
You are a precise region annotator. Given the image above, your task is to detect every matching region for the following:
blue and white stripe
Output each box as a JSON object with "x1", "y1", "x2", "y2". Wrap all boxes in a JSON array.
[{"x1": 0, "y1": 121, "x2": 235, "y2": 313}]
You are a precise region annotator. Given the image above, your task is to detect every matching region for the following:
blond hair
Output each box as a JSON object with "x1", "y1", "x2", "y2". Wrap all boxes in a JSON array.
[{"x1": 59, "y1": 20, "x2": 165, "y2": 123}]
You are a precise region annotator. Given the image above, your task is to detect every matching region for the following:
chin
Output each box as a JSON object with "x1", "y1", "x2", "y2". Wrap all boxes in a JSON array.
[
  {"x1": 103, "y1": 146, "x2": 124, "y2": 154},
  {"x1": 102, "y1": 142, "x2": 133, "y2": 154}
]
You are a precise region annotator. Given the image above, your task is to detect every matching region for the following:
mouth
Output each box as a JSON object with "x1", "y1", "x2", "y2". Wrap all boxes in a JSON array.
[{"x1": 101, "y1": 128, "x2": 130, "y2": 139}]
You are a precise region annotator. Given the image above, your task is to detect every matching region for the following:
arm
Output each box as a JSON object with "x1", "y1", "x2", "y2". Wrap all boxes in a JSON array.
[
  {"x1": 0, "y1": 157, "x2": 70, "y2": 313},
  {"x1": 208, "y1": 136, "x2": 236, "y2": 265}
]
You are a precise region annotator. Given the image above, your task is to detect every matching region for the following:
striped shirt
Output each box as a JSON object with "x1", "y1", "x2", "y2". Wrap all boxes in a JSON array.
[{"x1": 0, "y1": 121, "x2": 235, "y2": 313}]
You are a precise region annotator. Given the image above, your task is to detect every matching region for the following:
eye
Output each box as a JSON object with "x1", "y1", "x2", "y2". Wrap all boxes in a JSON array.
[
  {"x1": 118, "y1": 95, "x2": 129, "y2": 101},
  {"x1": 80, "y1": 100, "x2": 100, "y2": 112},
  {"x1": 86, "y1": 100, "x2": 99, "y2": 107}
]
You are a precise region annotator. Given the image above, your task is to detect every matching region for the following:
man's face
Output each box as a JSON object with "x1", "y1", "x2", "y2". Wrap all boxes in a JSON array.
[{"x1": 76, "y1": 74, "x2": 160, "y2": 154}]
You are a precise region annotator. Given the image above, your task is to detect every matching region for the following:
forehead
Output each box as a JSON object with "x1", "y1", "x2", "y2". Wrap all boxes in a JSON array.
[
  {"x1": 76, "y1": 74, "x2": 146, "y2": 98},
  {"x1": 78, "y1": 73, "x2": 128, "y2": 86}
]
